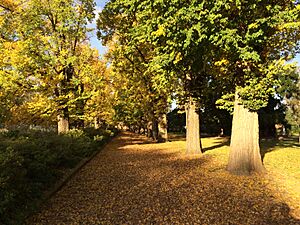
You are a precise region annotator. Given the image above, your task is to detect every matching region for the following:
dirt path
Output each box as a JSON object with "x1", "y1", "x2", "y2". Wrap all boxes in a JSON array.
[{"x1": 29, "y1": 132, "x2": 300, "y2": 224}]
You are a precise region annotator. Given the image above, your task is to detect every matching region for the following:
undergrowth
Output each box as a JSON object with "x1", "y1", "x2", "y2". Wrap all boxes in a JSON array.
[{"x1": 0, "y1": 127, "x2": 118, "y2": 225}]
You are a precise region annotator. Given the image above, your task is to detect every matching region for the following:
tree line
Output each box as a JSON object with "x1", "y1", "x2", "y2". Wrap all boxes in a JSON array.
[
  {"x1": 0, "y1": 0, "x2": 113, "y2": 133},
  {"x1": 96, "y1": 0, "x2": 300, "y2": 175},
  {"x1": 1, "y1": 0, "x2": 300, "y2": 176}
]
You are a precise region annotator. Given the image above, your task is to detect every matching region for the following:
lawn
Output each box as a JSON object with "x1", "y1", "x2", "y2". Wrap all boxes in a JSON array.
[{"x1": 168, "y1": 133, "x2": 300, "y2": 219}]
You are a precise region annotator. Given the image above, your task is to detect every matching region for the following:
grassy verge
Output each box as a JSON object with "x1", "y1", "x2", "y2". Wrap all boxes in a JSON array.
[
  {"x1": 261, "y1": 137, "x2": 300, "y2": 218},
  {"x1": 168, "y1": 133, "x2": 300, "y2": 218},
  {"x1": 0, "y1": 128, "x2": 118, "y2": 225}
]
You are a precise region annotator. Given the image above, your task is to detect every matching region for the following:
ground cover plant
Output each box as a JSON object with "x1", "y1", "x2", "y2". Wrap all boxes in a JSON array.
[{"x1": 0, "y1": 128, "x2": 117, "y2": 224}]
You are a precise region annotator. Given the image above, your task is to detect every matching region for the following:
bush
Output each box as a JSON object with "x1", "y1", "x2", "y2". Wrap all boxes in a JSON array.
[{"x1": 0, "y1": 127, "x2": 118, "y2": 224}]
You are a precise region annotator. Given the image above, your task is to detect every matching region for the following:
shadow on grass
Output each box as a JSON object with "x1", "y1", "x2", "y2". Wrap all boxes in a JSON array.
[
  {"x1": 168, "y1": 133, "x2": 186, "y2": 141},
  {"x1": 168, "y1": 133, "x2": 231, "y2": 153},
  {"x1": 112, "y1": 134, "x2": 300, "y2": 224},
  {"x1": 260, "y1": 136, "x2": 300, "y2": 161},
  {"x1": 202, "y1": 138, "x2": 230, "y2": 152},
  {"x1": 29, "y1": 132, "x2": 300, "y2": 224}
]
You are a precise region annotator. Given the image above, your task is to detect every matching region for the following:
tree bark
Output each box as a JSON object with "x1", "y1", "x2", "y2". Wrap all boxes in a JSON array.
[
  {"x1": 94, "y1": 118, "x2": 100, "y2": 129},
  {"x1": 57, "y1": 108, "x2": 69, "y2": 134},
  {"x1": 152, "y1": 118, "x2": 159, "y2": 141},
  {"x1": 228, "y1": 93, "x2": 266, "y2": 175},
  {"x1": 158, "y1": 113, "x2": 168, "y2": 142},
  {"x1": 186, "y1": 99, "x2": 201, "y2": 155},
  {"x1": 147, "y1": 122, "x2": 152, "y2": 138}
]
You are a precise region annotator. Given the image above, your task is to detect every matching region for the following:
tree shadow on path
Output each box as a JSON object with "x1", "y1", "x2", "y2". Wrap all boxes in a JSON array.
[
  {"x1": 29, "y1": 132, "x2": 300, "y2": 225},
  {"x1": 260, "y1": 137, "x2": 300, "y2": 161},
  {"x1": 202, "y1": 138, "x2": 230, "y2": 152}
]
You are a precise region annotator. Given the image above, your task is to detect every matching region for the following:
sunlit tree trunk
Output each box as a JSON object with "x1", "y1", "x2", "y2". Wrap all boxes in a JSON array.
[
  {"x1": 158, "y1": 113, "x2": 168, "y2": 142},
  {"x1": 57, "y1": 108, "x2": 69, "y2": 134},
  {"x1": 94, "y1": 118, "x2": 100, "y2": 129},
  {"x1": 56, "y1": 66, "x2": 72, "y2": 134},
  {"x1": 186, "y1": 98, "x2": 201, "y2": 155},
  {"x1": 228, "y1": 93, "x2": 265, "y2": 175}
]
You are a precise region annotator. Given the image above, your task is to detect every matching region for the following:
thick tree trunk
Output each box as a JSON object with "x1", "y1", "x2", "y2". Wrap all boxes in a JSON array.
[
  {"x1": 228, "y1": 93, "x2": 265, "y2": 175},
  {"x1": 57, "y1": 109, "x2": 69, "y2": 134},
  {"x1": 152, "y1": 118, "x2": 159, "y2": 141},
  {"x1": 186, "y1": 99, "x2": 201, "y2": 154},
  {"x1": 158, "y1": 114, "x2": 168, "y2": 142}
]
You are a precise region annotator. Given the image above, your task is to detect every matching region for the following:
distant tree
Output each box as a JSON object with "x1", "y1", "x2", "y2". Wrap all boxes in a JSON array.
[
  {"x1": 285, "y1": 71, "x2": 300, "y2": 142},
  {"x1": 97, "y1": 7, "x2": 171, "y2": 141},
  {"x1": 259, "y1": 96, "x2": 286, "y2": 138},
  {"x1": 0, "y1": 0, "x2": 100, "y2": 133}
]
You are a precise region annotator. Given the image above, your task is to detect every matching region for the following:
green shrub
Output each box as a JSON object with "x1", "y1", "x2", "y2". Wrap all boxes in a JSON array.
[{"x1": 0, "y1": 127, "x2": 118, "y2": 224}]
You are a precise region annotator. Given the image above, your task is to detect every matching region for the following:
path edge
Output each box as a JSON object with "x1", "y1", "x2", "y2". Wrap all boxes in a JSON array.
[{"x1": 26, "y1": 133, "x2": 120, "y2": 223}]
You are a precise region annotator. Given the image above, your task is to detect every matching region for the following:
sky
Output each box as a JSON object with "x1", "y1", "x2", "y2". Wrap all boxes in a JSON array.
[
  {"x1": 91, "y1": 0, "x2": 300, "y2": 65},
  {"x1": 293, "y1": 54, "x2": 300, "y2": 65},
  {"x1": 89, "y1": 0, "x2": 108, "y2": 55}
]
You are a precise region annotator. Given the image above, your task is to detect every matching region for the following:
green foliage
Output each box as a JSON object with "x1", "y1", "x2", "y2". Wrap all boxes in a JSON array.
[
  {"x1": 0, "y1": 128, "x2": 117, "y2": 224},
  {"x1": 216, "y1": 93, "x2": 235, "y2": 114},
  {"x1": 0, "y1": 0, "x2": 115, "y2": 130},
  {"x1": 98, "y1": 0, "x2": 300, "y2": 113},
  {"x1": 285, "y1": 72, "x2": 300, "y2": 135}
]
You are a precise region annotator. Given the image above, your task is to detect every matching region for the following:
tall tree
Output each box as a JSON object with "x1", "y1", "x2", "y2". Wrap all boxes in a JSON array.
[
  {"x1": 0, "y1": 0, "x2": 96, "y2": 133},
  {"x1": 97, "y1": 0, "x2": 219, "y2": 153},
  {"x1": 97, "y1": 7, "x2": 171, "y2": 141},
  {"x1": 213, "y1": 1, "x2": 300, "y2": 175}
]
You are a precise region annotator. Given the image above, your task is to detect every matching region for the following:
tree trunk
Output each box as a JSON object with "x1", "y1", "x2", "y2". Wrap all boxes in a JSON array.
[
  {"x1": 158, "y1": 113, "x2": 168, "y2": 142},
  {"x1": 94, "y1": 118, "x2": 100, "y2": 129},
  {"x1": 186, "y1": 99, "x2": 201, "y2": 155},
  {"x1": 152, "y1": 118, "x2": 159, "y2": 141},
  {"x1": 147, "y1": 122, "x2": 152, "y2": 138},
  {"x1": 228, "y1": 93, "x2": 265, "y2": 175},
  {"x1": 57, "y1": 108, "x2": 69, "y2": 134}
]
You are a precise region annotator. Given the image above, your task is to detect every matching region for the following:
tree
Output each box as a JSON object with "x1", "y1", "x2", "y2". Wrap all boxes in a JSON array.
[
  {"x1": 281, "y1": 67, "x2": 300, "y2": 142},
  {"x1": 97, "y1": 0, "x2": 221, "y2": 153},
  {"x1": 213, "y1": 1, "x2": 300, "y2": 175},
  {"x1": 0, "y1": 0, "x2": 97, "y2": 133},
  {"x1": 97, "y1": 7, "x2": 171, "y2": 141},
  {"x1": 108, "y1": 40, "x2": 170, "y2": 140}
]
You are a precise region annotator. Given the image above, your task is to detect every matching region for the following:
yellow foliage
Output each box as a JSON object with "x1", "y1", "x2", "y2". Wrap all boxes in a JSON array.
[
  {"x1": 174, "y1": 52, "x2": 183, "y2": 64},
  {"x1": 248, "y1": 22, "x2": 258, "y2": 30},
  {"x1": 278, "y1": 22, "x2": 300, "y2": 31},
  {"x1": 214, "y1": 59, "x2": 229, "y2": 66},
  {"x1": 152, "y1": 25, "x2": 165, "y2": 37}
]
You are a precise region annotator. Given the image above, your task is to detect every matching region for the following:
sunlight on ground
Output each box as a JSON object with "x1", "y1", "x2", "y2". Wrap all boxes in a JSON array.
[
  {"x1": 121, "y1": 133, "x2": 300, "y2": 219},
  {"x1": 165, "y1": 135, "x2": 300, "y2": 219},
  {"x1": 29, "y1": 133, "x2": 300, "y2": 224}
]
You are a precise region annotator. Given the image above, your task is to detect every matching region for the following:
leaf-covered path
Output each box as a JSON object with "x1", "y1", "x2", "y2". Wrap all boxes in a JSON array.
[{"x1": 29, "y1": 132, "x2": 300, "y2": 224}]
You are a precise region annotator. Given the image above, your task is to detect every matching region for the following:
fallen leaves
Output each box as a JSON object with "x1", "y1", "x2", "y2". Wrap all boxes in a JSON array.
[{"x1": 28, "y1": 132, "x2": 300, "y2": 224}]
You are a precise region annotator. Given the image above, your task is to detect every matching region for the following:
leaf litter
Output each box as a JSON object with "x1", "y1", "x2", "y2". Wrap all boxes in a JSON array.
[{"x1": 28, "y1": 132, "x2": 300, "y2": 225}]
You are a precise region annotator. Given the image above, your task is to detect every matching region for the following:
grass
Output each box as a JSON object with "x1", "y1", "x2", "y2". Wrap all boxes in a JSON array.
[{"x1": 168, "y1": 133, "x2": 300, "y2": 218}]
